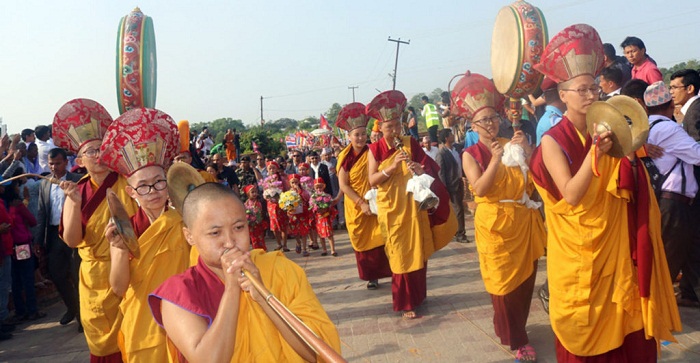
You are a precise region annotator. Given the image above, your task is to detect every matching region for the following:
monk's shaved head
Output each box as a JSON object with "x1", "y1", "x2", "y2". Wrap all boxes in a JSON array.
[{"x1": 181, "y1": 182, "x2": 243, "y2": 227}]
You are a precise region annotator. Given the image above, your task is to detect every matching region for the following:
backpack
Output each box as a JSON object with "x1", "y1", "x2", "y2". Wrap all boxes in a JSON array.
[{"x1": 640, "y1": 118, "x2": 684, "y2": 200}]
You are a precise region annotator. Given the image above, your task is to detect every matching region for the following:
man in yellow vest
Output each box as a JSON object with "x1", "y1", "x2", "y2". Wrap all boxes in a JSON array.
[{"x1": 421, "y1": 96, "x2": 440, "y2": 145}]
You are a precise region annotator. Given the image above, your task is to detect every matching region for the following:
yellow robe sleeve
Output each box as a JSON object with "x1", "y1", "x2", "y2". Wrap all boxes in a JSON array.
[
  {"x1": 119, "y1": 209, "x2": 191, "y2": 361},
  {"x1": 231, "y1": 251, "x2": 341, "y2": 362}
]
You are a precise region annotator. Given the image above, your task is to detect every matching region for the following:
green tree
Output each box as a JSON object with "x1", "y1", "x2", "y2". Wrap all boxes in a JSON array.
[
  {"x1": 429, "y1": 88, "x2": 445, "y2": 104},
  {"x1": 325, "y1": 103, "x2": 343, "y2": 125},
  {"x1": 268, "y1": 118, "x2": 298, "y2": 134},
  {"x1": 408, "y1": 93, "x2": 427, "y2": 115},
  {"x1": 240, "y1": 126, "x2": 285, "y2": 157},
  {"x1": 299, "y1": 117, "x2": 319, "y2": 130},
  {"x1": 191, "y1": 118, "x2": 246, "y2": 144},
  {"x1": 660, "y1": 59, "x2": 700, "y2": 83}
]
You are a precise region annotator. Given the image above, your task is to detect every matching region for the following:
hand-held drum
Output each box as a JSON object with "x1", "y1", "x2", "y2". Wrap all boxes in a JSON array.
[
  {"x1": 116, "y1": 7, "x2": 157, "y2": 114},
  {"x1": 491, "y1": 1, "x2": 548, "y2": 99}
]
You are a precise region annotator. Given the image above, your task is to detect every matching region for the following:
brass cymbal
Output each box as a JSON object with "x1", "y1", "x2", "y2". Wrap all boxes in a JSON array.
[
  {"x1": 586, "y1": 95, "x2": 649, "y2": 158},
  {"x1": 167, "y1": 163, "x2": 206, "y2": 215},
  {"x1": 106, "y1": 188, "x2": 140, "y2": 259}
]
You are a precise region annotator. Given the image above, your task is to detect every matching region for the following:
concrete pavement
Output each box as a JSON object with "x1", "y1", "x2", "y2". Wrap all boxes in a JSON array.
[{"x1": 2, "y1": 214, "x2": 700, "y2": 362}]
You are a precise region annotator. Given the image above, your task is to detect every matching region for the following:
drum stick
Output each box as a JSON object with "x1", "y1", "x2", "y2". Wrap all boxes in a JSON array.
[
  {"x1": 1, "y1": 173, "x2": 59, "y2": 185},
  {"x1": 471, "y1": 123, "x2": 497, "y2": 142}
]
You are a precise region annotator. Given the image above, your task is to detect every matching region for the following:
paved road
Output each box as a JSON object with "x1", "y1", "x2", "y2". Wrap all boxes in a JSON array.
[{"x1": 2, "y1": 215, "x2": 700, "y2": 362}]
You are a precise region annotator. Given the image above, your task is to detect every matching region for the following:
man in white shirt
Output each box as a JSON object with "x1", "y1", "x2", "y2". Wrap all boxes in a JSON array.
[
  {"x1": 34, "y1": 125, "x2": 57, "y2": 173},
  {"x1": 670, "y1": 69, "x2": 700, "y2": 141},
  {"x1": 201, "y1": 135, "x2": 214, "y2": 156},
  {"x1": 422, "y1": 136, "x2": 438, "y2": 160},
  {"x1": 644, "y1": 81, "x2": 700, "y2": 307},
  {"x1": 599, "y1": 66, "x2": 623, "y2": 100},
  {"x1": 35, "y1": 148, "x2": 83, "y2": 328}
]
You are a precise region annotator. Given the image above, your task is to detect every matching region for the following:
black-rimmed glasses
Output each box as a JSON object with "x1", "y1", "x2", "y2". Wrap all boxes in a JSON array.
[{"x1": 130, "y1": 179, "x2": 167, "y2": 196}]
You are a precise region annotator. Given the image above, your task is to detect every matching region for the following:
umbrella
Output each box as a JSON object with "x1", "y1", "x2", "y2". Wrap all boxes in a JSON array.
[{"x1": 311, "y1": 128, "x2": 332, "y2": 136}]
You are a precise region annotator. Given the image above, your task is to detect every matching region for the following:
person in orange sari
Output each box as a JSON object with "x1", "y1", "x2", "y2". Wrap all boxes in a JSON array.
[
  {"x1": 367, "y1": 91, "x2": 457, "y2": 319},
  {"x1": 148, "y1": 183, "x2": 340, "y2": 362},
  {"x1": 530, "y1": 24, "x2": 681, "y2": 361},
  {"x1": 224, "y1": 129, "x2": 237, "y2": 165},
  {"x1": 336, "y1": 102, "x2": 391, "y2": 289},
  {"x1": 55, "y1": 99, "x2": 138, "y2": 362},
  {"x1": 456, "y1": 72, "x2": 545, "y2": 362},
  {"x1": 100, "y1": 108, "x2": 191, "y2": 362}
]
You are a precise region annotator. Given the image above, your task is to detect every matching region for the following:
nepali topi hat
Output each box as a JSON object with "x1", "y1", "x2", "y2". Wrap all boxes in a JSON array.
[{"x1": 644, "y1": 81, "x2": 672, "y2": 107}]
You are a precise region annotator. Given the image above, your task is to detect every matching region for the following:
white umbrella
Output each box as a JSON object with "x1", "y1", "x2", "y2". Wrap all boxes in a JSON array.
[{"x1": 311, "y1": 128, "x2": 332, "y2": 136}]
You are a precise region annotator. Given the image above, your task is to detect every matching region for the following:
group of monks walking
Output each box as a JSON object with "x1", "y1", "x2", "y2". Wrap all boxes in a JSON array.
[{"x1": 11, "y1": 16, "x2": 689, "y2": 363}]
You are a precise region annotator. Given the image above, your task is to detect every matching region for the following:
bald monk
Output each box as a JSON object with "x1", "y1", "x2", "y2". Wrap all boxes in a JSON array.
[{"x1": 148, "y1": 183, "x2": 340, "y2": 362}]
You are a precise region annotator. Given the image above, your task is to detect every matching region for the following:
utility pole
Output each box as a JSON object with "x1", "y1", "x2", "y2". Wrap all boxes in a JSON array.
[
  {"x1": 260, "y1": 96, "x2": 264, "y2": 126},
  {"x1": 348, "y1": 86, "x2": 359, "y2": 102},
  {"x1": 388, "y1": 37, "x2": 410, "y2": 90}
]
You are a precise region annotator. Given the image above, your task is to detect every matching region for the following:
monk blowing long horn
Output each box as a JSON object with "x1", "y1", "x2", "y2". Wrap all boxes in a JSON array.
[{"x1": 166, "y1": 163, "x2": 346, "y2": 363}]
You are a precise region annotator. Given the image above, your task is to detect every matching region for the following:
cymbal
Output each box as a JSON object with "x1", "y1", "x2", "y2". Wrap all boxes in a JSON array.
[
  {"x1": 167, "y1": 163, "x2": 206, "y2": 215},
  {"x1": 586, "y1": 95, "x2": 649, "y2": 158},
  {"x1": 106, "y1": 188, "x2": 140, "y2": 259}
]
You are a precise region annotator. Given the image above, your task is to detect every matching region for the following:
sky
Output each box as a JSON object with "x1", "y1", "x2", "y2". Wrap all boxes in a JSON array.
[{"x1": 1, "y1": 0, "x2": 699, "y2": 134}]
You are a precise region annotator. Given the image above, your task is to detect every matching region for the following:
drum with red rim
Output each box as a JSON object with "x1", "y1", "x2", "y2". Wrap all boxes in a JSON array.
[{"x1": 491, "y1": 1, "x2": 548, "y2": 99}]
